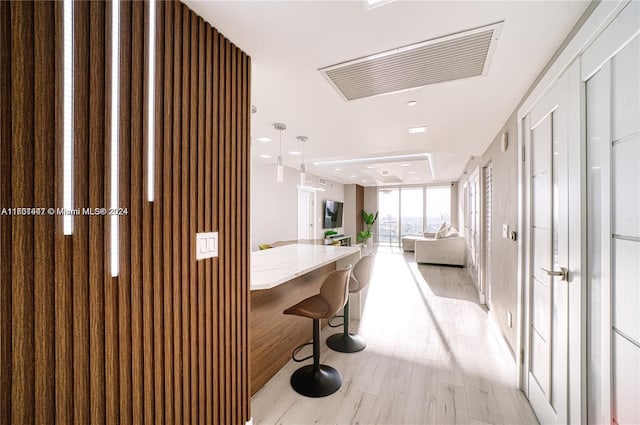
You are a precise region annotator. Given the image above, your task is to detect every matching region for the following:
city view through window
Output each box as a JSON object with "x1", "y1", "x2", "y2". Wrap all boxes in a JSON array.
[{"x1": 377, "y1": 185, "x2": 451, "y2": 246}]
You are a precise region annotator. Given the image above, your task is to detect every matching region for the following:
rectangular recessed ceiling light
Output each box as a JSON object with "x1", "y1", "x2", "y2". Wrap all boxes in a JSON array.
[
  {"x1": 259, "y1": 154, "x2": 272, "y2": 159},
  {"x1": 364, "y1": 0, "x2": 395, "y2": 10},
  {"x1": 408, "y1": 126, "x2": 427, "y2": 134},
  {"x1": 313, "y1": 153, "x2": 429, "y2": 166},
  {"x1": 256, "y1": 137, "x2": 271, "y2": 143}
]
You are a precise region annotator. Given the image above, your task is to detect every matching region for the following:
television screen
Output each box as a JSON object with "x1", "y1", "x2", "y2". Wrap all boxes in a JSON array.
[{"x1": 323, "y1": 200, "x2": 344, "y2": 229}]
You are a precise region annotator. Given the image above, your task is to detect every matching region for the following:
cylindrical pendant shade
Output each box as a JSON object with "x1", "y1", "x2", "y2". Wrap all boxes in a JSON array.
[{"x1": 277, "y1": 156, "x2": 283, "y2": 182}]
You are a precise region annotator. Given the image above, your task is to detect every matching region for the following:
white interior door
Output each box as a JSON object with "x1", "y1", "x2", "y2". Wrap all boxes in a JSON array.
[
  {"x1": 297, "y1": 189, "x2": 314, "y2": 240},
  {"x1": 526, "y1": 69, "x2": 570, "y2": 425},
  {"x1": 583, "y1": 4, "x2": 640, "y2": 423}
]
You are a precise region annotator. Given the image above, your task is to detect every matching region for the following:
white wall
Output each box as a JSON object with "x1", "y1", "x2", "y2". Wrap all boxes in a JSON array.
[{"x1": 250, "y1": 162, "x2": 345, "y2": 251}]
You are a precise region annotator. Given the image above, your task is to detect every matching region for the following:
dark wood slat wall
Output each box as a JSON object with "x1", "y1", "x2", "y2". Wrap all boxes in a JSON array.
[{"x1": 0, "y1": 1, "x2": 251, "y2": 424}]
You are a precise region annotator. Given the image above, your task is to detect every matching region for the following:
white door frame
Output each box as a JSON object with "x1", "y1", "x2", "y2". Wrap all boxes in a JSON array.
[{"x1": 516, "y1": 2, "x2": 631, "y2": 423}]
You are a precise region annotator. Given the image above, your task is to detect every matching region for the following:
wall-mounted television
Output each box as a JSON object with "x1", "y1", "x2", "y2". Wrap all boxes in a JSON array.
[{"x1": 323, "y1": 200, "x2": 344, "y2": 229}]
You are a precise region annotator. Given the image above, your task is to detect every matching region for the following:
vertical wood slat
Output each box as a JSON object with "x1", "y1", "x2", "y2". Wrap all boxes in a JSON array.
[
  {"x1": 204, "y1": 23, "x2": 214, "y2": 425},
  {"x1": 224, "y1": 37, "x2": 233, "y2": 424},
  {"x1": 189, "y1": 12, "x2": 199, "y2": 425},
  {"x1": 231, "y1": 42, "x2": 238, "y2": 424},
  {"x1": 141, "y1": 0, "x2": 155, "y2": 422},
  {"x1": 103, "y1": 1, "x2": 120, "y2": 423},
  {"x1": 53, "y1": 0, "x2": 75, "y2": 423},
  {"x1": 171, "y1": 3, "x2": 183, "y2": 424},
  {"x1": 0, "y1": 3, "x2": 12, "y2": 425},
  {"x1": 211, "y1": 27, "x2": 221, "y2": 425},
  {"x1": 242, "y1": 50, "x2": 251, "y2": 424},
  {"x1": 72, "y1": 2, "x2": 91, "y2": 423},
  {"x1": 11, "y1": 2, "x2": 35, "y2": 424},
  {"x1": 130, "y1": 1, "x2": 145, "y2": 423},
  {"x1": 216, "y1": 33, "x2": 228, "y2": 424},
  {"x1": 197, "y1": 17, "x2": 207, "y2": 425},
  {"x1": 33, "y1": 2, "x2": 56, "y2": 423},
  {"x1": 118, "y1": 2, "x2": 133, "y2": 424},
  {"x1": 180, "y1": 7, "x2": 191, "y2": 425},
  {"x1": 152, "y1": 3, "x2": 165, "y2": 425},
  {"x1": 162, "y1": 2, "x2": 175, "y2": 425},
  {"x1": 88, "y1": 2, "x2": 106, "y2": 424}
]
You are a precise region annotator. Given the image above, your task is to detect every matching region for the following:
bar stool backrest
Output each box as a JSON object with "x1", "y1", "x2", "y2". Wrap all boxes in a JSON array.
[
  {"x1": 350, "y1": 254, "x2": 374, "y2": 293},
  {"x1": 320, "y1": 266, "x2": 352, "y2": 317}
]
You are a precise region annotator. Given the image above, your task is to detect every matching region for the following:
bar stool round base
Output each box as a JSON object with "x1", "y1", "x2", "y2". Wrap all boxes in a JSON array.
[
  {"x1": 326, "y1": 332, "x2": 366, "y2": 353},
  {"x1": 290, "y1": 364, "x2": 342, "y2": 397}
]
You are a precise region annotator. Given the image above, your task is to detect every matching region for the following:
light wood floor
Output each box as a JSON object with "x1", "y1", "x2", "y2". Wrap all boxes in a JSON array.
[{"x1": 250, "y1": 247, "x2": 539, "y2": 425}]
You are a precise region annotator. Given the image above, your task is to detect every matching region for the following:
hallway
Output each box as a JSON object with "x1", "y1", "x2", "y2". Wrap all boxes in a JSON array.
[{"x1": 251, "y1": 248, "x2": 538, "y2": 425}]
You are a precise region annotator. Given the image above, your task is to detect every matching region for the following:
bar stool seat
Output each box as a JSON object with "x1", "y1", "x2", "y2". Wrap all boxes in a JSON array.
[
  {"x1": 283, "y1": 266, "x2": 351, "y2": 397},
  {"x1": 327, "y1": 254, "x2": 374, "y2": 353}
]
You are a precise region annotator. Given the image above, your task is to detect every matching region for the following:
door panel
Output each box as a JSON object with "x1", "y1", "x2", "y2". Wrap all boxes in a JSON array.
[
  {"x1": 613, "y1": 333, "x2": 640, "y2": 424},
  {"x1": 611, "y1": 37, "x2": 640, "y2": 142},
  {"x1": 613, "y1": 133, "x2": 640, "y2": 237},
  {"x1": 585, "y1": 20, "x2": 640, "y2": 425},
  {"x1": 613, "y1": 239, "x2": 640, "y2": 343},
  {"x1": 527, "y1": 70, "x2": 569, "y2": 425}
]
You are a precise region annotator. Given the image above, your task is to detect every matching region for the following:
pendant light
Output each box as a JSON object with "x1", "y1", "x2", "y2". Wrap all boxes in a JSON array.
[
  {"x1": 273, "y1": 123, "x2": 286, "y2": 182},
  {"x1": 297, "y1": 136, "x2": 308, "y2": 186}
]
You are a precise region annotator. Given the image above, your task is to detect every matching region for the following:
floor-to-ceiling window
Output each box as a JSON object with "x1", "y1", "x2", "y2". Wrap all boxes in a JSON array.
[
  {"x1": 426, "y1": 185, "x2": 452, "y2": 231},
  {"x1": 378, "y1": 185, "x2": 452, "y2": 246},
  {"x1": 378, "y1": 188, "x2": 399, "y2": 246},
  {"x1": 401, "y1": 187, "x2": 424, "y2": 239}
]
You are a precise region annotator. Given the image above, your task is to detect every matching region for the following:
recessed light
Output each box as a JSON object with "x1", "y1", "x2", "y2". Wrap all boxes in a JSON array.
[
  {"x1": 407, "y1": 100, "x2": 417, "y2": 106},
  {"x1": 364, "y1": 0, "x2": 395, "y2": 10},
  {"x1": 256, "y1": 137, "x2": 271, "y2": 143},
  {"x1": 408, "y1": 171, "x2": 416, "y2": 174},
  {"x1": 366, "y1": 165, "x2": 375, "y2": 169},
  {"x1": 288, "y1": 150, "x2": 301, "y2": 155},
  {"x1": 350, "y1": 175, "x2": 356, "y2": 178},
  {"x1": 408, "y1": 126, "x2": 427, "y2": 134},
  {"x1": 401, "y1": 163, "x2": 410, "y2": 167},
  {"x1": 361, "y1": 180, "x2": 367, "y2": 183},
  {"x1": 259, "y1": 154, "x2": 272, "y2": 159},
  {"x1": 334, "y1": 168, "x2": 341, "y2": 171}
]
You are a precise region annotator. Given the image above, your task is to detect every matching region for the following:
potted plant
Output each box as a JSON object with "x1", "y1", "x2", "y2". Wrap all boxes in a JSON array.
[{"x1": 358, "y1": 210, "x2": 378, "y2": 247}]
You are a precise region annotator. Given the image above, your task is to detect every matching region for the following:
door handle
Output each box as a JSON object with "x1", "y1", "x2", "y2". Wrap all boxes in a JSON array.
[{"x1": 541, "y1": 267, "x2": 568, "y2": 282}]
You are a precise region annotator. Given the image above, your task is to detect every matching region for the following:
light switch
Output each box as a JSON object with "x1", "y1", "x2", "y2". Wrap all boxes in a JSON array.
[
  {"x1": 502, "y1": 224, "x2": 509, "y2": 238},
  {"x1": 196, "y1": 232, "x2": 218, "y2": 260}
]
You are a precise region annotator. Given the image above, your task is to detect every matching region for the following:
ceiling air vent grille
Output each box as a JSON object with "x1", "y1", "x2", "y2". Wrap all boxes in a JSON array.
[{"x1": 319, "y1": 22, "x2": 503, "y2": 101}]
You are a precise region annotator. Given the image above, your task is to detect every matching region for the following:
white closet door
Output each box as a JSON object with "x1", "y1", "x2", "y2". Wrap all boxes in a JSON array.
[{"x1": 585, "y1": 6, "x2": 640, "y2": 423}]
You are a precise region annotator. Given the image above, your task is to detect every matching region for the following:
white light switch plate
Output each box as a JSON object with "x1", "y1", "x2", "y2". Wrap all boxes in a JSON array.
[
  {"x1": 196, "y1": 232, "x2": 218, "y2": 260},
  {"x1": 502, "y1": 224, "x2": 509, "y2": 238}
]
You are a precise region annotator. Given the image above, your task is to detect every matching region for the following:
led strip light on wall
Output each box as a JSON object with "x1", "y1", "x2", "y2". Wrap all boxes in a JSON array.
[
  {"x1": 110, "y1": 0, "x2": 120, "y2": 277},
  {"x1": 147, "y1": 0, "x2": 156, "y2": 202},
  {"x1": 63, "y1": 0, "x2": 74, "y2": 235}
]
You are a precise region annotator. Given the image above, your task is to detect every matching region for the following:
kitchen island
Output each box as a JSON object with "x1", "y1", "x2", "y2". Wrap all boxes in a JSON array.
[{"x1": 250, "y1": 244, "x2": 361, "y2": 394}]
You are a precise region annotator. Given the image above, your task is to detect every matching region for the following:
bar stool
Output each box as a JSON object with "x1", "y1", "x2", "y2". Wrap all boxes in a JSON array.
[
  {"x1": 283, "y1": 266, "x2": 351, "y2": 397},
  {"x1": 326, "y1": 254, "x2": 374, "y2": 353}
]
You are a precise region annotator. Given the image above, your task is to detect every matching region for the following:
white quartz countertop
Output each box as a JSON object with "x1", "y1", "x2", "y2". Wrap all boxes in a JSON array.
[{"x1": 251, "y1": 244, "x2": 361, "y2": 291}]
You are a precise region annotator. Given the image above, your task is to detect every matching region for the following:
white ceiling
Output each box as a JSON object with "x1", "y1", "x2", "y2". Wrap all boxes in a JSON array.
[{"x1": 185, "y1": 0, "x2": 589, "y2": 186}]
